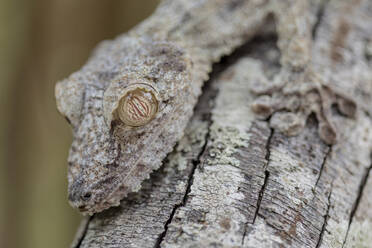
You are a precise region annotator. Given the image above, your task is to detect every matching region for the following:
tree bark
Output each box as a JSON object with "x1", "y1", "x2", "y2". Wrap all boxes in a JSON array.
[{"x1": 72, "y1": 0, "x2": 372, "y2": 247}]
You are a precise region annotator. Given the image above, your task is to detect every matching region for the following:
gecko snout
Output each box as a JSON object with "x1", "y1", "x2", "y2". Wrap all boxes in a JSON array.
[
  {"x1": 68, "y1": 173, "x2": 122, "y2": 214},
  {"x1": 68, "y1": 188, "x2": 93, "y2": 213},
  {"x1": 68, "y1": 178, "x2": 93, "y2": 207}
]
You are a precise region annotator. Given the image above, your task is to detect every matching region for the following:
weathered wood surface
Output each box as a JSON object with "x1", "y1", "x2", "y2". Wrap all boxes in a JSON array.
[{"x1": 72, "y1": 0, "x2": 372, "y2": 247}]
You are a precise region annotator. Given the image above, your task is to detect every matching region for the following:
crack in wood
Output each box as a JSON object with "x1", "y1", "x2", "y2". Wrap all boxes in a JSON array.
[
  {"x1": 154, "y1": 119, "x2": 212, "y2": 248},
  {"x1": 341, "y1": 154, "x2": 372, "y2": 248},
  {"x1": 242, "y1": 128, "x2": 273, "y2": 245},
  {"x1": 153, "y1": 159, "x2": 201, "y2": 248},
  {"x1": 254, "y1": 213, "x2": 312, "y2": 248},
  {"x1": 363, "y1": 110, "x2": 371, "y2": 119},
  {"x1": 311, "y1": 0, "x2": 329, "y2": 40},
  {"x1": 252, "y1": 170, "x2": 270, "y2": 225},
  {"x1": 241, "y1": 171, "x2": 271, "y2": 245},
  {"x1": 74, "y1": 216, "x2": 93, "y2": 248},
  {"x1": 314, "y1": 146, "x2": 332, "y2": 189},
  {"x1": 315, "y1": 184, "x2": 333, "y2": 248},
  {"x1": 264, "y1": 128, "x2": 274, "y2": 168},
  {"x1": 153, "y1": 82, "x2": 216, "y2": 248},
  {"x1": 241, "y1": 119, "x2": 339, "y2": 247}
]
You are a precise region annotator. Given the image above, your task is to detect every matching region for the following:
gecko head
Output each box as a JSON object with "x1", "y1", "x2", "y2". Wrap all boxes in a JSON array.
[{"x1": 55, "y1": 38, "x2": 194, "y2": 214}]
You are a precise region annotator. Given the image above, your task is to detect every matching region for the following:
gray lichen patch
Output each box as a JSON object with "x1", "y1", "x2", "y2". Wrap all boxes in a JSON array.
[
  {"x1": 168, "y1": 119, "x2": 209, "y2": 171},
  {"x1": 206, "y1": 124, "x2": 250, "y2": 167},
  {"x1": 163, "y1": 164, "x2": 251, "y2": 247},
  {"x1": 204, "y1": 59, "x2": 264, "y2": 167},
  {"x1": 161, "y1": 58, "x2": 275, "y2": 247},
  {"x1": 211, "y1": 59, "x2": 261, "y2": 132},
  {"x1": 344, "y1": 220, "x2": 372, "y2": 248},
  {"x1": 176, "y1": 119, "x2": 209, "y2": 153}
]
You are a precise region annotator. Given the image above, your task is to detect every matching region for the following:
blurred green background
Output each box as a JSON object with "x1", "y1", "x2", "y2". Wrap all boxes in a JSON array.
[{"x1": 0, "y1": 1, "x2": 159, "y2": 247}]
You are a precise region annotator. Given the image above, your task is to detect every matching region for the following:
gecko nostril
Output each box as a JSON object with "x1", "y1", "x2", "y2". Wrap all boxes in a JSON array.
[{"x1": 81, "y1": 192, "x2": 92, "y2": 201}]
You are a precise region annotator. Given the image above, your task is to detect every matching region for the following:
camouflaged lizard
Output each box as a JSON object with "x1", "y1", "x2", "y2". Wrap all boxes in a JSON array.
[{"x1": 55, "y1": 0, "x2": 356, "y2": 215}]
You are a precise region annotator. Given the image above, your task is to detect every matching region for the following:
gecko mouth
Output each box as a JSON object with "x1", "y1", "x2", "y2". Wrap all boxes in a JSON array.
[
  {"x1": 75, "y1": 177, "x2": 132, "y2": 215},
  {"x1": 68, "y1": 173, "x2": 122, "y2": 215},
  {"x1": 78, "y1": 205, "x2": 88, "y2": 212}
]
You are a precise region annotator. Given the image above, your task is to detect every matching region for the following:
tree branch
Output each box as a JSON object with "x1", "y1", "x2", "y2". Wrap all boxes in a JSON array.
[{"x1": 71, "y1": 0, "x2": 372, "y2": 247}]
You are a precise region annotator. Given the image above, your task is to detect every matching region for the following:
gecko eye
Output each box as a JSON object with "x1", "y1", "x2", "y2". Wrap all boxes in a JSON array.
[{"x1": 116, "y1": 87, "x2": 158, "y2": 127}]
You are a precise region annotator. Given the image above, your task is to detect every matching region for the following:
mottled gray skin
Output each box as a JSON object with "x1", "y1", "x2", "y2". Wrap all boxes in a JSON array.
[
  {"x1": 55, "y1": 0, "x2": 357, "y2": 215},
  {"x1": 56, "y1": 38, "x2": 197, "y2": 215}
]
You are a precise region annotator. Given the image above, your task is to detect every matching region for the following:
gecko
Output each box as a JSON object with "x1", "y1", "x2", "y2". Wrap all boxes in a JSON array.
[{"x1": 55, "y1": 0, "x2": 356, "y2": 215}]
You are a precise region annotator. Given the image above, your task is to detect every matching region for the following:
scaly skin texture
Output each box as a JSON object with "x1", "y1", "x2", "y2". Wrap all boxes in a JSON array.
[{"x1": 55, "y1": 0, "x2": 356, "y2": 215}]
